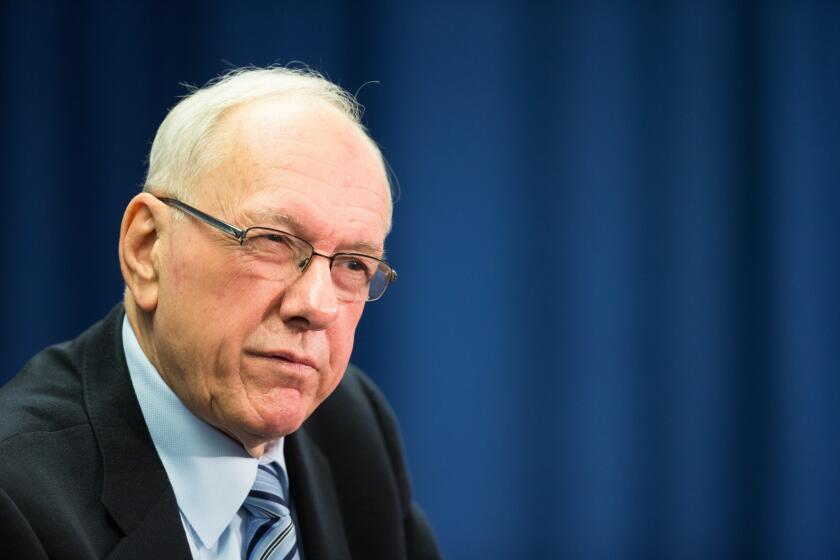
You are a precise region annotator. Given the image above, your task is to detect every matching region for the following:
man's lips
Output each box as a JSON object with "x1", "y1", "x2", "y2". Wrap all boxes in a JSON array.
[{"x1": 244, "y1": 350, "x2": 319, "y2": 371}]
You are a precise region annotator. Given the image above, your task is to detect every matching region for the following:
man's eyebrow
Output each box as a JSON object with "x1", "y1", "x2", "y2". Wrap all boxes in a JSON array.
[
  {"x1": 343, "y1": 241, "x2": 385, "y2": 258},
  {"x1": 244, "y1": 209, "x2": 302, "y2": 230}
]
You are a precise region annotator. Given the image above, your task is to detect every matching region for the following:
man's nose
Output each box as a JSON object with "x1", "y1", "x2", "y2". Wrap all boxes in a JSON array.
[{"x1": 279, "y1": 256, "x2": 340, "y2": 330}]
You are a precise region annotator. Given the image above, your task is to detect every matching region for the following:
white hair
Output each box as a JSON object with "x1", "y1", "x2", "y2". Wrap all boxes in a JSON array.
[{"x1": 144, "y1": 66, "x2": 384, "y2": 205}]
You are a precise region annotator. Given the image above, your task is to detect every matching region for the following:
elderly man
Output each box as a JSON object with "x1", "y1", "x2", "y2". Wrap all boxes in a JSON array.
[{"x1": 0, "y1": 67, "x2": 440, "y2": 559}]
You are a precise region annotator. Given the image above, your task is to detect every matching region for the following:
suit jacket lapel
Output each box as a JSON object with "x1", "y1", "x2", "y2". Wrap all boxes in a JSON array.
[
  {"x1": 287, "y1": 425, "x2": 352, "y2": 560},
  {"x1": 81, "y1": 305, "x2": 191, "y2": 559}
]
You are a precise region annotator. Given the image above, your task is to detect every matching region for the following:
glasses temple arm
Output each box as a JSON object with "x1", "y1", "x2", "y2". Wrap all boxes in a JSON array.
[{"x1": 157, "y1": 197, "x2": 245, "y2": 242}]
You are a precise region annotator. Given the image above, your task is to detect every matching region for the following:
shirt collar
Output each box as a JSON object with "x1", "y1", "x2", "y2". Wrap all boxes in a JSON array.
[{"x1": 122, "y1": 315, "x2": 287, "y2": 549}]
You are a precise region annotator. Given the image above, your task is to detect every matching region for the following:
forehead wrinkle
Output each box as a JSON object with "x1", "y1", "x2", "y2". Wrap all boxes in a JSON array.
[
  {"x1": 239, "y1": 208, "x2": 301, "y2": 231},
  {"x1": 242, "y1": 122, "x2": 388, "y2": 179},
  {"x1": 254, "y1": 135, "x2": 379, "y2": 160},
  {"x1": 262, "y1": 140, "x2": 381, "y2": 175},
  {"x1": 257, "y1": 163, "x2": 388, "y2": 202},
  {"x1": 256, "y1": 151, "x2": 389, "y2": 205},
  {"x1": 245, "y1": 164, "x2": 390, "y2": 227},
  {"x1": 230, "y1": 151, "x2": 390, "y2": 226}
]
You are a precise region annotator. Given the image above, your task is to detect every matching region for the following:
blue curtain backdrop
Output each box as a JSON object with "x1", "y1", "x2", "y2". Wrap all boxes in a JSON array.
[{"x1": 2, "y1": 1, "x2": 839, "y2": 558}]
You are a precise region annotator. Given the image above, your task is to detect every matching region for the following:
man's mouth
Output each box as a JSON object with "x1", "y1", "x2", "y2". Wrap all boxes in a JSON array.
[{"x1": 244, "y1": 350, "x2": 318, "y2": 374}]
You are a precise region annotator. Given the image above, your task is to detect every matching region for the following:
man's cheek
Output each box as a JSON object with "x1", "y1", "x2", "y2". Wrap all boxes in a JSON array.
[{"x1": 332, "y1": 315, "x2": 360, "y2": 356}]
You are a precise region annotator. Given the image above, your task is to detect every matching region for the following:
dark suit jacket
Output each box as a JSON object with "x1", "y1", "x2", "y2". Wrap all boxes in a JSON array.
[{"x1": 0, "y1": 305, "x2": 440, "y2": 559}]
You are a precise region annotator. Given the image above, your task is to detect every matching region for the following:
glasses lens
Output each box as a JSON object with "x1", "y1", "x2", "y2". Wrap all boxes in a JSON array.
[
  {"x1": 244, "y1": 229, "x2": 311, "y2": 280},
  {"x1": 330, "y1": 255, "x2": 375, "y2": 302},
  {"x1": 329, "y1": 255, "x2": 394, "y2": 302},
  {"x1": 367, "y1": 266, "x2": 392, "y2": 301}
]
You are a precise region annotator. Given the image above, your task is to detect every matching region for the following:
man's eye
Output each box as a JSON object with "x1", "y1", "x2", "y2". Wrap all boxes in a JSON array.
[
  {"x1": 249, "y1": 233, "x2": 295, "y2": 256},
  {"x1": 265, "y1": 234, "x2": 288, "y2": 245},
  {"x1": 346, "y1": 259, "x2": 366, "y2": 272},
  {"x1": 336, "y1": 257, "x2": 374, "y2": 279}
]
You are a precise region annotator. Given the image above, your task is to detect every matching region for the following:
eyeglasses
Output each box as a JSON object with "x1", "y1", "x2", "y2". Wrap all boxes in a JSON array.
[{"x1": 155, "y1": 196, "x2": 397, "y2": 302}]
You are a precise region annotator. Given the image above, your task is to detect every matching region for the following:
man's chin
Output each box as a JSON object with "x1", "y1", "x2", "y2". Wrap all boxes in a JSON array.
[
  {"x1": 224, "y1": 393, "x2": 315, "y2": 455},
  {"x1": 239, "y1": 414, "x2": 304, "y2": 458},
  {"x1": 251, "y1": 406, "x2": 308, "y2": 440}
]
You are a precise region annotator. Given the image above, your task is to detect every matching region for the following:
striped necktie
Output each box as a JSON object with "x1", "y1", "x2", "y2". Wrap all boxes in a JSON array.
[{"x1": 242, "y1": 462, "x2": 300, "y2": 560}]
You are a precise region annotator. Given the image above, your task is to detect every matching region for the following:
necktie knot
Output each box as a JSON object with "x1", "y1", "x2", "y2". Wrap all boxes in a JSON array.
[
  {"x1": 244, "y1": 463, "x2": 291, "y2": 519},
  {"x1": 242, "y1": 462, "x2": 299, "y2": 560}
]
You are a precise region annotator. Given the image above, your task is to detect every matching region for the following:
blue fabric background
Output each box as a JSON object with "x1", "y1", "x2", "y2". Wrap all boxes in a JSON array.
[{"x1": 2, "y1": 1, "x2": 839, "y2": 558}]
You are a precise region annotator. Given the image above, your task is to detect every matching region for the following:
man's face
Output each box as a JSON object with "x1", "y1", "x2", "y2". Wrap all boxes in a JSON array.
[{"x1": 150, "y1": 96, "x2": 391, "y2": 454}]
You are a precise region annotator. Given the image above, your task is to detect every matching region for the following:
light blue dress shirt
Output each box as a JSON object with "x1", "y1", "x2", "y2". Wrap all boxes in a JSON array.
[{"x1": 122, "y1": 315, "x2": 288, "y2": 559}]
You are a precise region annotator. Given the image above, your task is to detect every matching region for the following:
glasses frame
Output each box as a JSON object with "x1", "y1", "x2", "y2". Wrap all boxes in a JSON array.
[{"x1": 155, "y1": 196, "x2": 397, "y2": 302}]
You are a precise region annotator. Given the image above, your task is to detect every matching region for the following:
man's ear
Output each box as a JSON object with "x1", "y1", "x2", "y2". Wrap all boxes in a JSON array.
[{"x1": 119, "y1": 193, "x2": 167, "y2": 312}]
